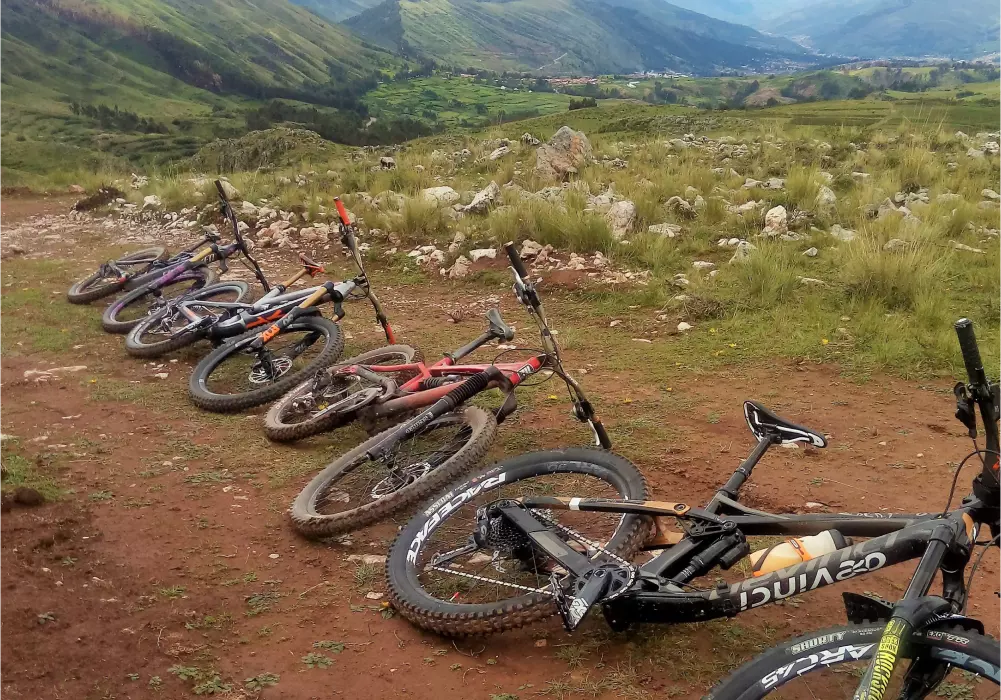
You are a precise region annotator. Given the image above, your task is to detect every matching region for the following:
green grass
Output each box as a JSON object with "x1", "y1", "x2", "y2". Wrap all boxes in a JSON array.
[{"x1": 1, "y1": 450, "x2": 63, "y2": 501}]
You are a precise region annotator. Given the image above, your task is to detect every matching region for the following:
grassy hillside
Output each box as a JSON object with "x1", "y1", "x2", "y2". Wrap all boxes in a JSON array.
[
  {"x1": 773, "y1": 0, "x2": 1000, "y2": 59},
  {"x1": 346, "y1": 0, "x2": 812, "y2": 74},
  {"x1": 0, "y1": 0, "x2": 402, "y2": 179},
  {"x1": 291, "y1": 0, "x2": 382, "y2": 21}
]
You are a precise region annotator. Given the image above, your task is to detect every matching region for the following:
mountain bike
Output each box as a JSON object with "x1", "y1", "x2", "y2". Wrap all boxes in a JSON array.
[
  {"x1": 67, "y1": 229, "x2": 223, "y2": 304},
  {"x1": 186, "y1": 192, "x2": 396, "y2": 413},
  {"x1": 385, "y1": 317, "x2": 1000, "y2": 693},
  {"x1": 99, "y1": 215, "x2": 253, "y2": 333},
  {"x1": 286, "y1": 243, "x2": 610, "y2": 538}
]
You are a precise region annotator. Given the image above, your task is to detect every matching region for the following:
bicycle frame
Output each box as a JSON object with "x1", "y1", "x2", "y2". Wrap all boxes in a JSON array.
[{"x1": 347, "y1": 351, "x2": 548, "y2": 421}]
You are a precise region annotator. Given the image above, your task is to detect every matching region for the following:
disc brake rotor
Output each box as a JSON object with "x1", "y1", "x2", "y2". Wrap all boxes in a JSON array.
[
  {"x1": 370, "y1": 461, "x2": 432, "y2": 499},
  {"x1": 249, "y1": 356, "x2": 293, "y2": 384}
]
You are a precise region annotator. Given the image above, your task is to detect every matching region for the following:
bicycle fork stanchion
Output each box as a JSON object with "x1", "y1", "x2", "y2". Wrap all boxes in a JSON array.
[{"x1": 849, "y1": 521, "x2": 959, "y2": 699}]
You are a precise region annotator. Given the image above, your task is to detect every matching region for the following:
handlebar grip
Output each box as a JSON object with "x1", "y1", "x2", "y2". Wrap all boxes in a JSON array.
[
  {"x1": 334, "y1": 198, "x2": 351, "y2": 226},
  {"x1": 504, "y1": 242, "x2": 530, "y2": 280},
  {"x1": 955, "y1": 318, "x2": 985, "y2": 386}
]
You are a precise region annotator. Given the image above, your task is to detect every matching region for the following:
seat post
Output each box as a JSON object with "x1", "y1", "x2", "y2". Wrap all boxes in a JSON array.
[{"x1": 712, "y1": 435, "x2": 776, "y2": 509}]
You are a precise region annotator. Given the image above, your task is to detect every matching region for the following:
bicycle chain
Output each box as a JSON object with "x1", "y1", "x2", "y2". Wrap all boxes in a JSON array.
[{"x1": 425, "y1": 507, "x2": 638, "y2": 599}]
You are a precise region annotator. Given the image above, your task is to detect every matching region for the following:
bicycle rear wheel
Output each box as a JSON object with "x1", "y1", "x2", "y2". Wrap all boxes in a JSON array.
[
  {"x1": 67, "y1": 247, "x2": 167, "y2": 304},
  {"x1": 124, "y1": 281, "x2": 250, "y2": 359},
  {"x1": 289, "y1": 405, "x2": 496, "y2": 538},
  {"x1": 101, "y1": 267, "x2": 218, "y2": 333},
  {"x1": 263, "y1": 344, "x2": 423, "y2": 443},
  {"x1": 386, "y1": 448, "x2": 650, "y2": 637},
  {"x1": 188, "y1": 315, "x2": 344, "y2": 412},
  {"x1": 708, "y1": 622, "x2": 1000, "y2": 699}
]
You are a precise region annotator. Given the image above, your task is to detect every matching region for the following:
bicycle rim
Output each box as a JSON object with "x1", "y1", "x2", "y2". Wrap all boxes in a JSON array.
[
  {"x1": 310, "y1": 413, "x2": 476, "y2": 517},
  {"x1": 410, "y1": 470, "x2": 631, "y2": 607},
  {"x1": 201, "y1": 326, "x2": 328, "y2": 398},
  {"x1": 133, "y1": 286, "x2": 244, "y2": 347},
  {"x1": 115, "y1": 275, "x2": 209, "y2": 325}
]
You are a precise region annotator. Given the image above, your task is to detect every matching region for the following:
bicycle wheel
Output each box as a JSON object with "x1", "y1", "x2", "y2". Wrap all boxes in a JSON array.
[
  {"x1": 124, "y1": 281, "x2": 250, "y2": 359},
  {"x1": 101, "y1": 267, "x2": 218, "y2": 334},
  {"x1": 189, "y1": 315, "x2": 344, "y2": 413},
  {"x1": 263, "y1": 344, "x2": 423, "y2": 443},
  {"x1": 289, "y1": 405, "x2": 496, "y2": 538},
  {"x1": 386, "y1": 448, "x2": 650, "y2": 637},
  {"x1": 67, "y1": 247, "x2": 167, "y2": 304},
  {"x1": 708, "y1": 622, "x2": 1000, "y2": 699}
]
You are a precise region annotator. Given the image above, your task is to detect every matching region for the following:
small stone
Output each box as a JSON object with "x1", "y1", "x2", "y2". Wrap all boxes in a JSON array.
[
  {"x1": 488, "y1": 146, "x2": 511, "y2": 161},
  {"x1": 803, "y1": 247, "x2": 818, "y2": 257},
  {"x1": 648, "y1": 223, "x2": 683, "y2": 238},
  {"x1": 268, "y1": 553, "x2": 280, "y2": 559},
  {"x1": 534, "y1": 639, "x2": 548, "y2": 648},
  {"x1": 805, "y1": 502, "x2": 825, "y2": 509},
  {"x1": 153, "y1": 372, "x2": 169, "y2": 380},
  {"x1": 346, "y1": 554, "x2": 387, "y2": 565},
  {"x1": 380, "y1": 156, "x2": 396, "y2": 169},
  {"x1": 883, "y1": 238, "x2": 913, "y2": 253},
  {"x1": 828, "y1": 224, "x2": 856, "y2": 242},
  {"x1": 692, "y1": 261, "x2": 715, "y2": 271},
  {"x1": 780, "y1": 442, "x2": 800, "y2": 449},
  {"x1": 761, "y1": 205, "x2": 787, "y2": 236},
  {"x1": 365, "y1": 591, "x2": 384, "y2": 600},
  {"x1": 949, "y1": 240, "x2": 984, "y2": 254},
  {"x1": 797, "y1": 276, "x2": 827, "y2": 286},
  {"x1": 520, "y1": 239, "x2": 543, "y2": 258},
  {"x1": 677, "y1": 322, "x2": 693, "y2": 332},
  {"x1": 468, "y1": 248, "x2": 496, "y2": 262},
  {"x1": 609, "y1": 320, "x2": 622, "y2": 327}
]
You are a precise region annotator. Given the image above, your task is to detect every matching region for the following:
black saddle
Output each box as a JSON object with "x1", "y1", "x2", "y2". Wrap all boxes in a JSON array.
[
  {"x1": 486, "y1": 308, "x2": 515, "y2": 341},
  {"x1": 743, "y1": 401, "x2": 827, "y2": 447}
]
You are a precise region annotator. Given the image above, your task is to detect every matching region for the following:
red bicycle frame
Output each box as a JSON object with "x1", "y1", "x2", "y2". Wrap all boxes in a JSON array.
[{"x1": 338, "y1": 353, "x2": 547, "y2": 420}]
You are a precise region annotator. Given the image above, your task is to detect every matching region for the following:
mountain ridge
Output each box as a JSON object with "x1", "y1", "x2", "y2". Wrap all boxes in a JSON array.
[{"x1": 344, "y1": 0, "x2": 814, "y2": 74}]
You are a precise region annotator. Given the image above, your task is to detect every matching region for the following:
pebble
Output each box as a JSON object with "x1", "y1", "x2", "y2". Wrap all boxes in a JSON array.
[
  {"x1": 268, "y1": 553, "x2": 280, "y2": 559},
  {"x1": 677, "y1": 322, "x2": 693, "y2": 332}
]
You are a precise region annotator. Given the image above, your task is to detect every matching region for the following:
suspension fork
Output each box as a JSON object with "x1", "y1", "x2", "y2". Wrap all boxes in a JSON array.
[
  {"x1": 366, "y1": 367, "x2": 504, "y2": 461},
  {"x1": 851, "y1": 521, "x2": 962, "y2": 700}
]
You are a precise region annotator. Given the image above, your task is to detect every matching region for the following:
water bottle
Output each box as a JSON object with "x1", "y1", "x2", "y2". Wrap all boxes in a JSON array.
[{"x1": 749, "y1": 530, "x2": 849, "y2": 576}]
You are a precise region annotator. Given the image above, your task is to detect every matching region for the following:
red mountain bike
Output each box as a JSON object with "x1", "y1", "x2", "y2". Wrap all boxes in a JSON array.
[{"x1": 280, "y1": 244, "x2": 610, "y2": 537}]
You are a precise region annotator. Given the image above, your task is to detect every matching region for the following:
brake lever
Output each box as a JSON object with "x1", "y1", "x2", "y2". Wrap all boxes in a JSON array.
[{"x1": 955, "y1": 382, "x2": 978, "y2": 437}]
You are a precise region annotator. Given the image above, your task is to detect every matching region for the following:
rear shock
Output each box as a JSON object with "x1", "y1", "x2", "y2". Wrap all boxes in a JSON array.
[{"x1": 419, "y1": 376, "x2": 461, "y2": 390}]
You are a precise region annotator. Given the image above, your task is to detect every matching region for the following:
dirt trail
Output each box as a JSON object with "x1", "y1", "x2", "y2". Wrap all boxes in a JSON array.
[{"x1": 2, "y1": 204, "x2": 998, "y2": 700}]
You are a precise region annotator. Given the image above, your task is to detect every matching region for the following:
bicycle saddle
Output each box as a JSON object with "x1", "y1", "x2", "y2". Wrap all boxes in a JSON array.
[
  {"x1": 486, "y1": 308, "x2": 515, "y2": 341},
  {"x1": 743, "y1": 401, "x2": 827, "y2": 447},
  {"x1": 299, "y1": 253, "x2": 325, "y2": 277}
]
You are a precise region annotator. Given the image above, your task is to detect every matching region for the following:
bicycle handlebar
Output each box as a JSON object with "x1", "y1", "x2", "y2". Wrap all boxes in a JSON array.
[
  {"x1": 504, "y1": 242, "x2": 530, "y2": 281},
  {"x1": 956, "y1": 319, "x2": 988, "y2": 389},
  {"x1": 953, "y1": 318, "x2": 1000, "y2": 500}
]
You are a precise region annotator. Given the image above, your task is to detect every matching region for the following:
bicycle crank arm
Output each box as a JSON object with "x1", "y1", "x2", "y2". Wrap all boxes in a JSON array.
[{"x1": 520, "y1": 496, "x2": 690, "y2": 518}]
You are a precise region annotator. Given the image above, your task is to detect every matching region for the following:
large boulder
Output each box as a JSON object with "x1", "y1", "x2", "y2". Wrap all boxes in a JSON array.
[
  {"x1": 604, "y1": 200, "x2": 636, "y2": 239},
  {"x1": 761, "y1": 205, "x2": 788, "y2": 236},
  {"x1": 534, "y1": 126, "x2": 592, "y2": 181},
  {"x1": 463, "y1": 181, "x2": 500, "y2": 214},
  {"x1": 421, "y1": 187, "x2": 460, "y2": 206},
  {"x1": 815, "y1": 185, "x2": 837, "y2": 211}
]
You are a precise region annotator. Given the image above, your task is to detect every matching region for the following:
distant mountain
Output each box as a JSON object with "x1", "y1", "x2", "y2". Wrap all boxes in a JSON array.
[
  {"x1": 292, "y1": 0, "x2": 384, "y2": 22},
  {"x1": 771, "y1": 0, "x2": 1000, "y2": 58},
  {"x1": 1, "y1": 0, "x2": 397, "y2": 111},
  {"x1": 344, "y1": 0, "x2": 813, "y2": 74}
]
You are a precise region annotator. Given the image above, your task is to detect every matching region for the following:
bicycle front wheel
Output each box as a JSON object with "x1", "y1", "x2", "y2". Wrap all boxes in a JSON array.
[
  {"x1": 124, "y1": 281, "x2": 250, "y2": 359},
  {"x1": 67, "y1": 247, "x2": 167, "y2": 304},
  {"x1": 386, "y1": 448, "x2": 650, "y2": 637},
  {"x1": 188, "y1": 315, "x2": 344, "y2": 412},
  {"x1": 289, "y1": 405, "x2": 496, "y2": 538},
  {"x1": 708, "y1": 622, "x2": 1000, "y2": 699},
  {"x1": 263, "y1": 344, "x2": 423, "y2": 443},
  {"x1": 101, "y1": 267, "x2": 217, "y2": 334}
]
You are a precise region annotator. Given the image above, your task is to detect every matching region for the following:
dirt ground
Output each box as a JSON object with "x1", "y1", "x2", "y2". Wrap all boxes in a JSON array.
[{"x1": 2, "y1": 197, "x2": 998, "y2": 700}]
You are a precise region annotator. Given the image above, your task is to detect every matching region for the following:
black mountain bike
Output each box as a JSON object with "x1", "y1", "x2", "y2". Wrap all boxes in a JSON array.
[
  {"x1": 386, "y1": 316, "x2": 999, "y2": 696},
  {"x1": 185, "y1": 190, "x2": 396, "y2": 413},
  {"x1": 67, "y1": 229, "x2": 223, "y2": 305}
]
